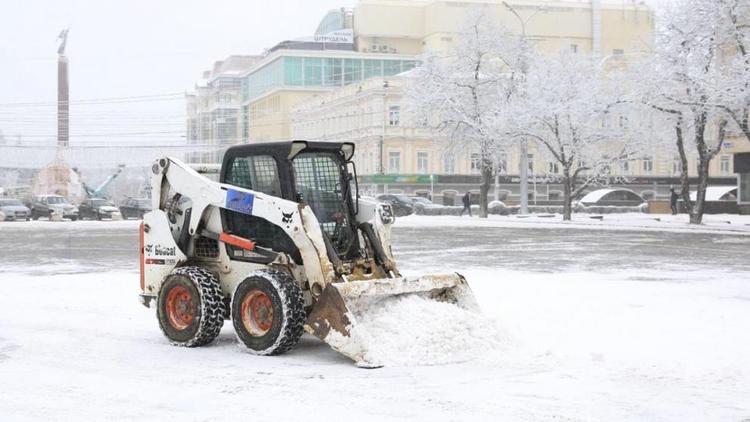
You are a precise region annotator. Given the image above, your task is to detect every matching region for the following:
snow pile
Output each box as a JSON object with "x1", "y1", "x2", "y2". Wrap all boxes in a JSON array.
[{"x1": 350, "y1": 294, "x2": 504, "y2": 367}]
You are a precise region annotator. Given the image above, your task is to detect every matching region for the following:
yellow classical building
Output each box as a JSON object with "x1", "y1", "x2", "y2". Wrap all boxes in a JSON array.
[{"x1": 189, "y1": 0, "x2": 745, "y2": 202}]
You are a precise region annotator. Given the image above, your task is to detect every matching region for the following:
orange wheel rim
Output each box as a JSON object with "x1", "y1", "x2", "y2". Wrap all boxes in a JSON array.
[
  {"x1": 165, "y1": 285, "x2": 194, "y2": 330},
  {"x1": 241, "y1": 289, "x2": 273, "y2": 337}
]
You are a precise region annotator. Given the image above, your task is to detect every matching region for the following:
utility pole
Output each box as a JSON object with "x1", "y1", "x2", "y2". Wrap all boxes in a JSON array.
[
  {"x1": 520, "y1": 140, "x2": 528, "y2": 212},
  {"x1": 380, "y1": 80, "x2": 388, "y2": 194},
  {"x1": 502, "y1": 1, "x2": 545, "y2": 214}
]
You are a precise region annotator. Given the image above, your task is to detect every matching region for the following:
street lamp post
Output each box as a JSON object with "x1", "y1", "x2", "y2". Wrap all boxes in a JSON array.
[
  {"x1": 520, "y1": 140, "x2": 528, "y2": 212},
  {"x1": 380, "y1": 80, "x2": 389, "y2": 176},
  {"x1": 380, "y1": 80, "x2": 389, "y2": 194},
  {"x1": 502, "y1": 1, "x2": 546, "y2": 214}
]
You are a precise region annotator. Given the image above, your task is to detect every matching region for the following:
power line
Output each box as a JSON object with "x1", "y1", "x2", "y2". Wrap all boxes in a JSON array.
[{"x1": 0, "y1": 92, "x2": 185, "y2": 108}]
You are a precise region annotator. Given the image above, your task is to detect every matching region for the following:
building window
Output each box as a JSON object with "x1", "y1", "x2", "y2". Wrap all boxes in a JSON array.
[
  {"x1": 672, "y1": 159, "x2": 682, "y2": 175},
  {"x1": 643, "y1": 157, "x2": 653, "y2": 174},
  {"x1": 548, "y1": 161, "x2": 559, "y2": 174},
  {"x1": 620, "y1": 160, "x2": 630, "y2": 174},
  {"x1": 497, "y1": 152, "x2": 507, "y2": 174},
  {"x1": 388, "y1": 151, "x2": 401, "y2": 174},
  {"x1": 570, "y1": 44, "x2": 578, "y2": 53},
  {"x1": 720, "y1": 155, "x2": 731, "y2": 175},
  {"x1": 417, "y1": 151, "x2": 429, "y2": 174},
  {"x1": 388, "y1": 106, "x2": 400, "y2": 126},
  {"x1": 527, "y1": 154, "x2": 534, "y2": 174},
  {"x1": 613, "y1": 48, "x2": 625, "y2": 55},
  {"x1": 470, "y1": 153, "x2": 481, "y2": 173},
  {"x1": 443, "y1": 154, "x2": 455, "y2": 174},
  {"x1": 740, "y1": 173, "x2": 750, "y2": 203}
]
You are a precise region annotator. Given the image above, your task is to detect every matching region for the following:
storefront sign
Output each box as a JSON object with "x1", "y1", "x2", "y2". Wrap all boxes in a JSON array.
[{"x1": 314, "y1": 29, "x2": 354, "y2": 44}]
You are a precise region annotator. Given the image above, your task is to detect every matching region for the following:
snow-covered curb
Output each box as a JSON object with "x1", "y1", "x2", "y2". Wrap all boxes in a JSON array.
[{"x1": 395, "y1": 213, "x2": 750, "y2": 236}]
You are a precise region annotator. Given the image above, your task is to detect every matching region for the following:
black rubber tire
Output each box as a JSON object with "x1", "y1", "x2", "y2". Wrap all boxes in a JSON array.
[
  {"x1": 31, "y1": 210, "x2": 39, "y2": 220},
  {"x1": 157, "y1": 266, "x2": 225, "y2": 347},
  {"x1": 231, "y1": 269, "x2": 305, "y2": 356},
  {"x1": 70, "y1": 216, "x2": 78, "y2": 221}
]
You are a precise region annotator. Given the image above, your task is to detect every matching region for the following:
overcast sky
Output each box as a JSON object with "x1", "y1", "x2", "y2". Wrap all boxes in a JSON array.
[
  {"x1": 0, "y1": 0, "x2": 665, "y2": 145},
  {"x1": 0, "y1": 0, "x2": 355, "y2": 144}
]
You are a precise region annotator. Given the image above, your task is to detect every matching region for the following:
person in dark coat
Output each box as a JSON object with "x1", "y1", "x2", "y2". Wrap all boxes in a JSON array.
[
  {"x1": 461, "y1": 192, "x2": 472, "y2": 216},
  {"x1": 670, "y1": 188, "x2": 679, "y2": 215}
]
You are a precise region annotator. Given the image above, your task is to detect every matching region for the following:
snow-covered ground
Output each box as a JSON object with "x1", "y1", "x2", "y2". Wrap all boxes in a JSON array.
[{"x1": 1, "y1": 219, "x2": 749, "y2": 421}]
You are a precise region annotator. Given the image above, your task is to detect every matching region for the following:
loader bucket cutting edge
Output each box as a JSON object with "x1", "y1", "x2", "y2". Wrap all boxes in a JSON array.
[{"x1": 304, "y1": 273, "x2": 478, "y2": 366}]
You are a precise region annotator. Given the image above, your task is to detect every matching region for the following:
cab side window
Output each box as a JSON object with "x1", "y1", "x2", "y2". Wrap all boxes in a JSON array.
[
  {"x1": 225, "y1": 155, "x2": 281, "y2": 197},
  {"x1": 223, "y1": 155, "x2": 299, "y2": 263}
]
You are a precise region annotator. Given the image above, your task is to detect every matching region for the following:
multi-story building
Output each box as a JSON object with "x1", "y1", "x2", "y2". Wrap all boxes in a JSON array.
[
  {"x1": 186, "y1": 55, "x2": 261, "y2": 164},
  {"x1": 188, "y1": 1, "x2": 742, "y2": 203},
  {"x1": 289, "y1": 0, "x2": 742, "y2": 201},
  {"x1": 293, "y1": 74, "x2": 741, "y2": 201},
  {"x1": 235, "y1": 7, "x2": 418, "y2": 142}
]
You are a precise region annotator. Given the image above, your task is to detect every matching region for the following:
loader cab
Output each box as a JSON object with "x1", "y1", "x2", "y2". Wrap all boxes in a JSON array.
[{"x1": 220, "y1": 141, "x2": 359, "y2": 263}]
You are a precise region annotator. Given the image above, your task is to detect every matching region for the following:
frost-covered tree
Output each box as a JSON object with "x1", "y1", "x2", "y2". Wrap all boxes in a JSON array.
[
  {"x1": 504, "y1": 51, "x2": 648, "y2": 221},
  {"x1": 711, "y1": 0, "x2": 750, "y2": 145},
  {"x1": 404, "y1": 7, "x2": 526, "y2": 218},
  {"x1": 642, "y1": 0, "x2": 738, "y2": 224}
]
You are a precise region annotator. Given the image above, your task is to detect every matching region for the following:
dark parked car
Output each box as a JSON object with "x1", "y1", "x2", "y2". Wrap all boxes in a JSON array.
[
  {"x1": 29, "y1": 195, "x2": 79, "y2": 220},
  {"x1": 119, "y1": 197, "x2": 151, "y2": 219},
  {"x1": 78, "y1": 198, "x2": 121, "y2": 220},
  {"x1": 375, "y1": 194, "x2": 414, "y2": 217}
]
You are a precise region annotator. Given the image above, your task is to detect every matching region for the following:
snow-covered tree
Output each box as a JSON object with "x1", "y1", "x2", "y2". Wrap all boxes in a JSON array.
[
  {"x1": 504, "y1": 51, "x2": 649, "y2": 221},
  {"x1": 642, "y1": 0, "x2": 737, "y2": 224},
  {"x1": 404, "y1": 7, "x2": 526, "y2": 218},
  {"x1": 711, "y1": 0, "x2": 750, "y2": 145}
]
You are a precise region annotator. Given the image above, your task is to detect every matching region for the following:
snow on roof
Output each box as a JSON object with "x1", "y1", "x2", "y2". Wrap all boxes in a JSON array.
[
  {"x1": 580, "y1": 188, "x2": 620, "y2": 204},
  {"x1": 689, "y1": 186, "x2": 738, "y2": 202}
]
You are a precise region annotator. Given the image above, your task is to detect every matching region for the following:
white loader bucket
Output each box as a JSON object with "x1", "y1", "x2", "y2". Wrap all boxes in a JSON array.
[{"x1": 304, "y1": 273, "x2": 478, "y2": 367}]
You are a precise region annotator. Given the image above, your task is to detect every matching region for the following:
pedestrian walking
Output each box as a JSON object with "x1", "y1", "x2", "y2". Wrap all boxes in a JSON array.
[
  {"x1": 670, "y1": 188, "x2": 679, "y2": 215},
  {"x1": 461, "y1": 192, "x2": 472, "y2": 216}
]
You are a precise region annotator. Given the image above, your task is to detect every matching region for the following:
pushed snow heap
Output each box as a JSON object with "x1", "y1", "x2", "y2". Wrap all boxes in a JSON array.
[{"x1": 347, "y1": 294, "x2": 504, "y2": 367}]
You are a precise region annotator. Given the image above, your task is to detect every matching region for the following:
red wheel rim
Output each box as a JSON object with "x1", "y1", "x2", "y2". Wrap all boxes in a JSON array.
[
  {"x1": 241, "y1": 289, "x2": 273, "y2": 337},
  {"x1": 165, "y1": 285, "x2": 194, "y2": 330}
]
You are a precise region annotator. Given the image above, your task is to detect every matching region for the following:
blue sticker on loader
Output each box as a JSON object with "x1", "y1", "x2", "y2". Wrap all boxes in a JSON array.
[{"x1": 226, "y1": 189, "x2": 255, "y2": 215}]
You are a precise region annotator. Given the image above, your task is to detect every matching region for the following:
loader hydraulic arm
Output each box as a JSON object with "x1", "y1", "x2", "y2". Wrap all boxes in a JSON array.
[{"x1": 149, "y1": 157, "x2": 336, "y2": 292}]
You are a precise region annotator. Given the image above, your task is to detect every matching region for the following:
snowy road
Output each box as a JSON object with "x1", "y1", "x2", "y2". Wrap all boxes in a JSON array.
[{"x1": 1, "y1": 219, "x2": 749, "y2": 421}]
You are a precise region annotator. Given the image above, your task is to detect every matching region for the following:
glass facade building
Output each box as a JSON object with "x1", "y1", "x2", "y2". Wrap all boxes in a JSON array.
[{"x1": 242, "y1": 56, "x2": 418, "y2": 102}]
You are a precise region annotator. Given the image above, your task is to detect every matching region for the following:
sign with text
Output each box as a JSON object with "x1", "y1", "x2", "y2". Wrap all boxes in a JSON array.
[{"x1": 314, "y1": 29, "x2": 354, "y2": 44}]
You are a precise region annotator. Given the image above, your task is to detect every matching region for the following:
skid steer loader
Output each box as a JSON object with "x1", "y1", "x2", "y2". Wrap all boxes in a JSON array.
[{"x1": 139, "y1": 141, "x2": 477, "y2": 366}]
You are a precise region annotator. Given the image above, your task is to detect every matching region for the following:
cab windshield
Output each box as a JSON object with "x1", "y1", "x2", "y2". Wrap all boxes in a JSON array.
[{"x1": 292, "y1": 152, "x2": 355, "y2": 254}]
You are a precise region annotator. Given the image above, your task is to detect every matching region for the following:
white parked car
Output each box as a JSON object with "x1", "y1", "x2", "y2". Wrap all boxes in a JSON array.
[{"x1": 0, "y1": 198, "x2": 31, "y2": 221}]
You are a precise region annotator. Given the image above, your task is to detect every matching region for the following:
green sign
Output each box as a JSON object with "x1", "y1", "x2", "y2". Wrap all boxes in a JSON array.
[{"x1": 361, "y1": 174, "x2": 437, "y2": 184}]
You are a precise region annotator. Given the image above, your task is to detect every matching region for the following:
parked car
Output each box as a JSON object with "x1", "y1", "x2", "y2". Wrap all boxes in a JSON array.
[
  {"x1": 119, "y1": 197, "x2": 151, "y2": 219},
  {"x1": 375, "y1": 194, "x2": 414, "y2": 217},
  {"x1": 0, "y1": 198, "x2": 31, "y2": 221},
  {"x1": 78, "y1": 198, "x2": 122, "y2": 220},
  {"x1": 411, "y1": 196, "x2": 442, "y2": 208},
  {"x1": 29, "y1": 195, "x2": 79, "y2": 220}
]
